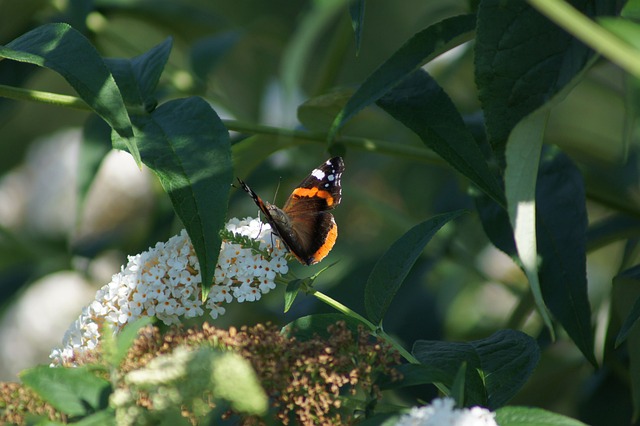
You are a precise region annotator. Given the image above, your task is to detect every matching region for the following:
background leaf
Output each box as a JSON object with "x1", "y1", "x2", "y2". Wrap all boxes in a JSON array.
[
  {"x1": 331, "y1": 14, "x2": 476, "y2": 136},
  {"x1": 377, "y1": 70, "x2": 504, "y2": 206},
  {"x1": 412, "y1": 329, "x2": 540, "y2": 409},
  {"x1": 20, "y1": 366, "x2": 111, "y2": 417},
  {"x1": 116, "y1": 97, "x2": 232, "y2": 299},
  {"x1": 365, "y1": 210, "x2": 465, "y2": 325},
  {"x1": 0, "y1": 23, "x2": 138, "y2": 163}
]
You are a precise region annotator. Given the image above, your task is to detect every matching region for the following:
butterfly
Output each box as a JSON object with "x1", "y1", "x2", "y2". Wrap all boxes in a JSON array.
[{"x1": 238, "y1": 157, "x2": 344, "y2": 265}]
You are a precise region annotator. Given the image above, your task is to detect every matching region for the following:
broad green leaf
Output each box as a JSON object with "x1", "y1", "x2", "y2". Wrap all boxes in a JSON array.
[
  {"x1": 115, "y1": 97, "x2": 232, "y2": 300},
  {"x1": 281, "y1": 313, "x2": 364, "y2": 341},
  {"x1": 365, "y1": 210, "x2": 466, "y2": 325},
  {"x1": 78, "y1": 115, "x2": 112, "y2": 214},
  {"x1": 284, "y1": 278, "x2": 303, "y2": 313},
  {"x1": 496, "y1": 406, "x2": 588, "y2": 426},
  {"x1": 612, "y1": 265, "x2": 640, "y2": 419},
  {"x1": 104, "y1": 37, "x2": 173, "y2": 109},
  {"x1": 536, "y1": 149, "x2": 595, "y2": 365},
  {"x1": 21, "y1": 365, "x2": 111, "y2": 417},
  {"x1": 615, "y1": 266, "x2": 640, "y2": 347},
  {"x1": 330, "y1": 14, "x2": 476, "y2": 137},
  {"x1": 476, "y1": 148, "x2": 595, "y2": 365},
  {"x1": 0, "y1": 23, "x2": 138, "y2": 164},
  {"x1": 377, "y1": 70, "x2": 505, "y2": 206},
  {"x1": 412, "y1": 330, "x2": 540, "y2": 409},
  {"x1": 505, "y1": 111, "x2": 553, "y2": 333},
  {"x1": 475, "y1": 0, "x2": 613, "y2": 164},
  {"x1": 348, "y1": 0, "x2": 365, "y2": 55}
]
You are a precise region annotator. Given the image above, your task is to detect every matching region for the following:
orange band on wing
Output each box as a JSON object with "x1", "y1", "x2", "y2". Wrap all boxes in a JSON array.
[
  {"x1": 292, "y1": 187, "x2": 335, "y2": 206},
  {"x1": 310, "y1": 222, "x2": 338, "y2": 264}
]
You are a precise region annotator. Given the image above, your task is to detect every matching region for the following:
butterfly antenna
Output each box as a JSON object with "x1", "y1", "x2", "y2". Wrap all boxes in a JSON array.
[{"x1": 272, "y1": 177, "x2": 282, "y2": 204}]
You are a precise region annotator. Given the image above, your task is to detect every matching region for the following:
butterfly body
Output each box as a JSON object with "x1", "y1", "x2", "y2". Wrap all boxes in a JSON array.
[{"x1": 238, "y1": 157, "x2": 344, "y2": 265}]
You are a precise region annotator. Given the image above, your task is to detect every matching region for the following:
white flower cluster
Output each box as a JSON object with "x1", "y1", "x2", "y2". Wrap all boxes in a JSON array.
[
  {"x1": 50, "y1": 217, "x2": 289, "y2": 366},
  {"x1": 395, "y1": 398, "x2": 498, "y2": 426}
]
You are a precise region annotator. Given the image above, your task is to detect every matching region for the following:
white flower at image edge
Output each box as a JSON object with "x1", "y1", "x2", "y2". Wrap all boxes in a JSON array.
[
  {"x1": 395, "y1": 398, "x2": 498, "y2": 426},
  {"x1": 50, "y1": 217, "x2": 289, "y2": 366}
]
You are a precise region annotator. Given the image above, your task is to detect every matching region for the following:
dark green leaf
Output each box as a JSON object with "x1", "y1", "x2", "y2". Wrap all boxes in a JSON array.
[
  {"x1": 0, "y1": 23, "x2": 138, "y2": 163},
  {"x1": 612, "y1": 265, "x2": 640, "y2": 418},
  {"x1": 284, "y1": 279, "x2": 303, "y2": 313},
  {"x1": 412, "y1": 330, "x2": 539, "y2": 409},
  {"x1": 614, "y1": 265, "x2": 640, "y2": 347},
  {"x1": 476, "y1": 149, "x2": 595, "y2": 365},
  {"x1": 475, "y1": 0, "x2": 613, "y2": 164},
  {"x1": 104, "y1": 37, "x2": 173, "y2": 109},
  {"x1": 377, "y1": 70, "x2": 504, "y2": 206},
  {"x1": 348, "y1": 0, "x2": 365, "y2": 55},
  {"x1": 450, "y1": 363, "x2": 467, "y2": 407},
  {"x1": 21, "y1": 366, "x2": 111, "y2": 417},
  {"x1": 281, "y1": 313, "x2": 364, "y2": 341},
  {"x1": 536, "y1": 149, "x2": 594, "y2": 365},
  {"x1": 331, "y1": 14, "x2": 476, "y2": 137},
  {"x1": 496, "y1": 406, "x2": 588, "y2": 426},
  {"x1": 365, "y1": 210, "x2": 465, "y2": 325},
  {"x1": 587, "y1": 215, "x2": 640, "y2": 252},
  {"x1": 117, "y1": 97, "x2": 232, "y2": 299}
]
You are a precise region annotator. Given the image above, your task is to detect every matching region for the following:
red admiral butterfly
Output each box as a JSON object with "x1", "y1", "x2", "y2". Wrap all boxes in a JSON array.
[{"x1": 238, "y1": 157, "x2": 344, "y2": 265}]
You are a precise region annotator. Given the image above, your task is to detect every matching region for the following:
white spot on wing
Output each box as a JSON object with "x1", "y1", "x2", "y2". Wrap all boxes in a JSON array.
[{"x1": 311, "y1": 169, "x2": 325, "y2": 180}]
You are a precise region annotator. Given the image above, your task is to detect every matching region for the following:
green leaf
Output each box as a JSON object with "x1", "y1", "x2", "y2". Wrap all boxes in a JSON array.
[
  {"x1": 476, "y1": 148, "x2": 595, "y2": 365},
  {"x1": 496, "y1": 406, "x2": 589, "y2": 426},
  {"x1": 616, "y1": 266, "x2": 640, "y2": 347},
  {"x1": 281, "y1": 313, "x2": 364, "y2": 341},
  {"x1": 536, "y1": 149, "x2": 595, "y2": 365},
  {"x1": 111, "y1": 317, "x2": 154, "y2": 366},
  {"x1": 72, "y1": 409, "x2": 117, "y2": 426},
  {"x1": 116, "y1": 97, "x2": 232, "y2": 300},
  {"x1": 348, "y1": 0, "x2": 365, "y2": 55},
  {"x1": 0, "y1": 23, "x2": 138, "y2": 164},
  {"x1": 450, "y1": 363, "x2": 467, "y2": 407},
  {"x1": 330, "y1": 14, "x2": 476, "y2": 137},
  {"x1": 364, "y1": 210, "x2": 466, "y2": 325},
  {"x1": 412, "y1": 329, "x2": 540, "y2": 409},
  {"x1": 475, "y1": 0, "x2": 612, "y2": 164},
  {"x1": 20, "y1": 365, "x2": 111, "y2": 417},
  {"x1": 505, "y1": 111, "x2": 554, "y2": 333},
  {"x1": 284, "y1": 278, "x2": 303, "y2": 313},
  {"x1": 377, "y1": 70, "x2": 505, "y2": 206},
  {"x1": 612, "y1": 266, "x2": 640, "y2": 419},
  {"x1": 104, "y1": 37, "x2": 173, "y2": 109}
]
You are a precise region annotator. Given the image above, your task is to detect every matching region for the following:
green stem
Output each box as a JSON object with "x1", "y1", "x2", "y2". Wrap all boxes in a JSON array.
[
  {"x1": 0, "y1": 84, "x2": 441, "y2": 163},
  {"x1": 308, "y1": 287, "x2": 419, "y2": 364},
  {"x1": 0, "y1": 84, "x2": 91, "y2": 110},
  {"x1": 528, "y1": 0, "x2": 640, "y2": 78}
]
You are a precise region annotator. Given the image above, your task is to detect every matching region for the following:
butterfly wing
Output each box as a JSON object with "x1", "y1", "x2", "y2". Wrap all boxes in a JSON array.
[{"x1": 281, "y1": 157, "x2": 344, "y2": 264}]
